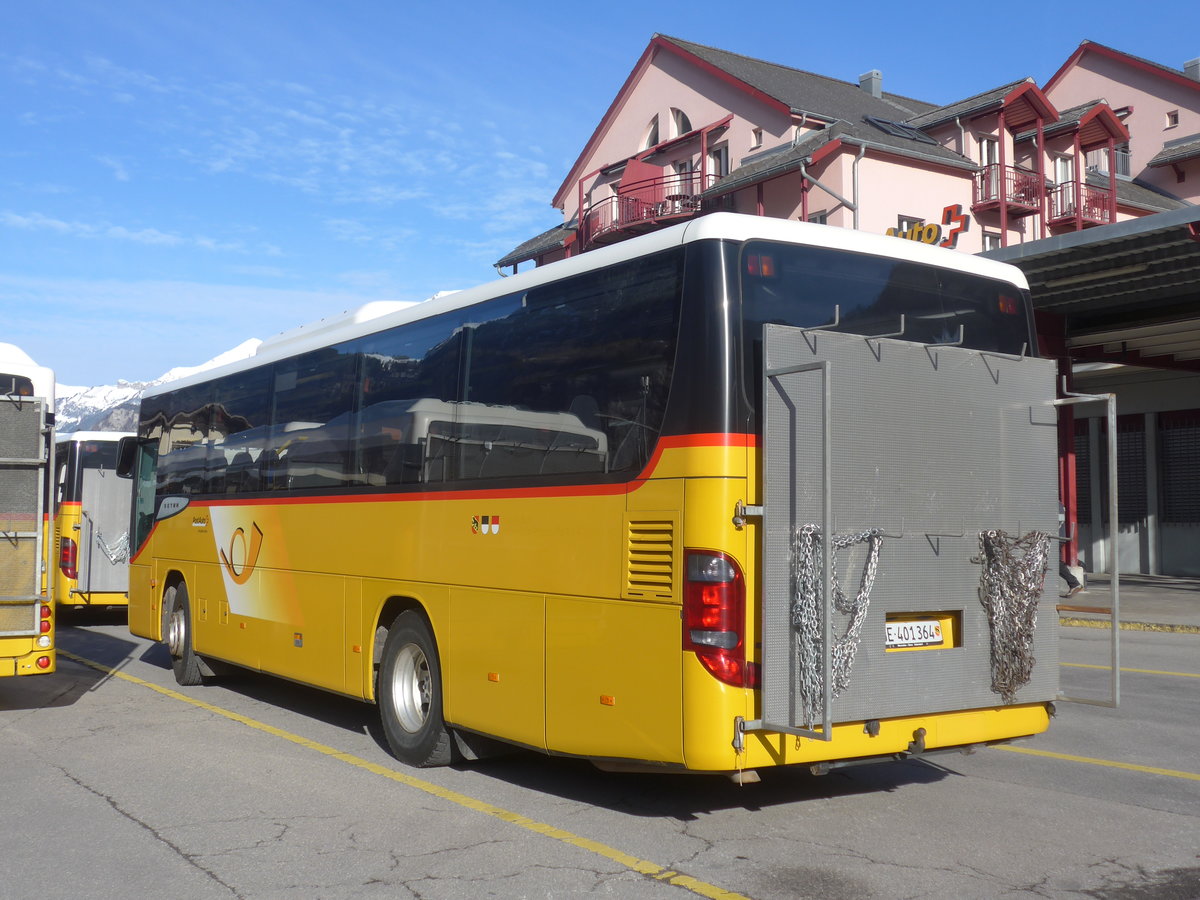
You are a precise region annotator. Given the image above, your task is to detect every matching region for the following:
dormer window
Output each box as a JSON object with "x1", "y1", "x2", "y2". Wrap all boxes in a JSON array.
[
  {"x1": 671, "y1": 108, "x2": 692, "y2": 137},
  {"x1": 644, "y1": 115, "x2": 660, "y2": 150}
]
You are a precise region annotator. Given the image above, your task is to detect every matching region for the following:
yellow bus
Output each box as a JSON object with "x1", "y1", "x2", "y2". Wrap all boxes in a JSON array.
[
  {"x1": 54, "y1": 432, "x2": 134, "y2": 609},
  {"x1": 120, "y1": 213, "x2": 1063, "y2": 777},
  {"x1": 0, "y1": 343, "x2": 56, "y2": 677}
]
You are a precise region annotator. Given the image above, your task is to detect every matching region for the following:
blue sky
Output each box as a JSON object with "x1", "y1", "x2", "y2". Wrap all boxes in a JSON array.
[{"x1": 3, "y1": 1, "x2": 1195, "y2": 386}]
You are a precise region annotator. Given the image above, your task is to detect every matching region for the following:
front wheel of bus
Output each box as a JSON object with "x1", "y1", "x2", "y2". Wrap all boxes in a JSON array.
[
  {"x1": 163, "y1": 582, "x2": 204, "y2": 686},
  {"x1": 379, "y1": 611, "x2": 454, "y2": 767}
]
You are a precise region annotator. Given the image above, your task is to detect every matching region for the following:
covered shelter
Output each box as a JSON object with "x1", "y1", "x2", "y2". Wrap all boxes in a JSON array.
[{"x1": 986, "y1": 205, "x2": 1200, "y2": 575}]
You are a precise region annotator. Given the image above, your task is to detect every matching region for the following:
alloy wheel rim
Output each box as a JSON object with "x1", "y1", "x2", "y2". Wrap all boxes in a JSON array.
[
  {"x1": 392, "y1": 643, "x2": 431, "y2": 734},
  {"x1": 167, "y1": 607, "x2": 185, "y2": 658}
]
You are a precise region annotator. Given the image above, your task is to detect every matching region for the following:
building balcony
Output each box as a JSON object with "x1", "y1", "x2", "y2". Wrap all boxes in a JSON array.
[
  {"x1": 972, "y1": 164, "x2": 1044, "y2": 218},
  {"x1": 1047, "y1": 181, "x2": 1115, "y2": 227},
  {"x1": 580, "y1": 172, "x2": 724, "y2": 248}
]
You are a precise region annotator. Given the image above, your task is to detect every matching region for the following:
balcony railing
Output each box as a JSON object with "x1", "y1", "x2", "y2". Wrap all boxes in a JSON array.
[
  {"x1": 581, "y1": 172, "x2": 723, "y2": 247},
  {"x1": 972, "y1": 164, "x2": 1043, "y2": 216},
  {"x1": 1047, "y1": 181, "x2": 1114, "y2": 226},
  {"x1": 1086, "y1": 147, "x2": 1131, "y2": 178}
]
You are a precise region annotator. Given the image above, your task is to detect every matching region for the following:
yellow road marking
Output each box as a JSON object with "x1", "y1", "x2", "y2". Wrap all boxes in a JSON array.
[
  {"x1": 996, "y1": 744, "x2": 1200, "y2": 782},
  {"x1": 61, "y1": 651, "x2": 749, "y2": 900},
  {"x1": 1062, "y1": 662, "x2": 1200, "y2": 679},
  {"x1": 1058, "y1": 616, "x2": 1200, "y2": 635}
]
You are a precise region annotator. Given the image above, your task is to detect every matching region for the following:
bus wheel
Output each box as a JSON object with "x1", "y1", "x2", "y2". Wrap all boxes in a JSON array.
[
  {"x1": 379, "y1": 611, "x2": 454, "y2": 767},
  {"x1": 163, "y1": 582, "x2": 204, "y2": 686}
]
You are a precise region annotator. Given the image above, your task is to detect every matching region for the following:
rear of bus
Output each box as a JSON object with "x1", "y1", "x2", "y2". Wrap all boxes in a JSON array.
[
  {"x1": 672, "y1": 217, "x2": 1059, "y2": 774},
  {"x1": 54, "y1": 433, "x2": 134, "y2": 608},
  {"x1": 0, "y1": 345, "x2": 56, "y2": 676}
]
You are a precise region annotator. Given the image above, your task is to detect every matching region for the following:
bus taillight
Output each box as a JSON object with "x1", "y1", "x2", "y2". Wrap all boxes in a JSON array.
[
  {"x1": 59, "y1": 537, "x2": 78, "y2": 580},
  {"x1": 683, "y1": 551, "x2": 759, "y2": 688}
]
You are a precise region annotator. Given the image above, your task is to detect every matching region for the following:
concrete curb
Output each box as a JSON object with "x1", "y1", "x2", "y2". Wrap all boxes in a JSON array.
[{"x1": 1058, "y1": 616, "x2": 1200, "y2": 635}]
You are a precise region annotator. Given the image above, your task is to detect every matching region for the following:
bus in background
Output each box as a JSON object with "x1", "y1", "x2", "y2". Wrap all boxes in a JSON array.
[
  {"x1": 0, "y1": 343, "x2": 56, "y2": 677},
  {"x1": 54, "y1": 432, "x2": 134, "y2": 609},
  {"x1": 120, "y1": 213, "x2": 1064, "y2": 778}
]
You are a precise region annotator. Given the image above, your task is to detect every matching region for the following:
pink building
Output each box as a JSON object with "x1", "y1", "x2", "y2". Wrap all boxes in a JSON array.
[
  {"x1": 498, "y1": 37, "x2": 1200, "y2": 578},
  {"x1": 498, "y1": 36, "x2": 1194, "y2": 272}
]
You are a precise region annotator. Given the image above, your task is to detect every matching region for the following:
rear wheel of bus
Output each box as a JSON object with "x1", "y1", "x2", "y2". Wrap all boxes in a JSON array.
[
  {"x1": 379, "y1": 610, "x2": 454, "y2": 767},
  {"x1": 163, "y1": 582, "x2": 204, "y2": 686}
]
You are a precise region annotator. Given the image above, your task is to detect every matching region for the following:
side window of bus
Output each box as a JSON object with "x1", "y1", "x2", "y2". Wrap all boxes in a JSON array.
[
  {"x1": 152, "y1": 385, "x2": 213, "y2": 496},
  {"x1": 270, "y1": 347, "x2": 358, "y2": 491},
  {"x1": 209, "y1": 367, "x2": 272, "y2": 494},
  {"x1": 54, "y1": 451, "x2": 70, "y2": 511},
  {"x1": 458, "y1": 250, "x2": 682, "y2": 479},
  {"x1": 350, "y1": 311, "x2": 464, "y2": 486}
]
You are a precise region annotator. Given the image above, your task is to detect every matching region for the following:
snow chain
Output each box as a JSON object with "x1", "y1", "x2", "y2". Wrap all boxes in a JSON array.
[
  {"x1": 792, "y1": 524, "x2": 883, "y2": 728},
  {"x1": 976, "y1": 529, "x2": 1051, "y2": 703},
  {"x1": 95, "y1": 530, "x2": 130, "y2": 566}
]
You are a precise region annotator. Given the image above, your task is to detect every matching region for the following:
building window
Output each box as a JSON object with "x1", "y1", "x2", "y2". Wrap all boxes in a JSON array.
[
  {"x1": 979, "y1": 136, "x2": 999, "y2": 167},
  {"x1": 643, "y1": 115, "x2": 660, "y2": 150},
  {"x1": 751, "y1": 127, "x2": 763, "y2": 149},
  {"x1": 1086, "y1": 143, "x2": 1131, "y2": 178},
  {"x1": 671, "y1": 108, "x2": 692, "y2": 137},
  {"x1": 807, "y1": 210, "x2": 828, "y2": 225},
  {"x1": 708, "y1": 144, "x2": 729, "y2": 180},
  {"x1": 1053, "y1": 154, "x2": 1074, "y2": 184},
  {"x1": 1166, "y1": 109, "x2": 1180, "y2": 129},
  {"x1": 673, "y1": 160, "x2": 693, "y2": 194},
  {"x1": 982, "y1": 231, "x2": 1003, "y2": 252}
]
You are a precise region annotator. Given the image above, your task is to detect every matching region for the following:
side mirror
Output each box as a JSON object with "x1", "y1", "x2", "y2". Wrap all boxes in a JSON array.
[{"x1": 116, "y1": 435, "x2": 139, "y2": 478}]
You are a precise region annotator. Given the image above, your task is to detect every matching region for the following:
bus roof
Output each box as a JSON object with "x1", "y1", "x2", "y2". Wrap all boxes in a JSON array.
[
  {"x1": 0, "y1": 342, "x2": 55, "y2": 403},
  {"x1": 56, "y1": 431, "x2": 136, "y2": 445},
  {"x1": 144, "y1": 213, "x2": 1031, "y2": 399}
]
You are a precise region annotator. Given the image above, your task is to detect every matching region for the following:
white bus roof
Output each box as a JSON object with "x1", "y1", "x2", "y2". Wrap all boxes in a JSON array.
[
  {"x1": 0, "y1": 342, "x2": 55, "y2": 404},
  {"x1": 56, "y1": 431, "x2": 136, "y2": 445},
  {"x1": 144, "y1": 213, "x2": 1031, "y2": 399}
]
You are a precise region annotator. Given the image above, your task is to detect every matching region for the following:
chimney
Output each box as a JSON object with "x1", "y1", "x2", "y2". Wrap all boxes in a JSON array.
[
  {"x1": 859, "y1": 70, "x2": 882, "y2": 99},
  {"x1": 1185, "y1": 57, "x2": 1200, "y2": 81}
]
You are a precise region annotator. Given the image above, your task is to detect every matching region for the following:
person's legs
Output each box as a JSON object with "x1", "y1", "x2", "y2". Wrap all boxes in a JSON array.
[{"x1": 1060, "y1": 561, "x2": 1082, "y2": 598}]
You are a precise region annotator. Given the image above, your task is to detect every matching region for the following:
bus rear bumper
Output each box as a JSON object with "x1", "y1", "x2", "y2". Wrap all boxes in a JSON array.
[
  {"x1": 692, "y1": 702, "x2": 1052, "y2": 773},
  {"x1": 0, "y1": 640, "x2": 56, "y2": 676}
]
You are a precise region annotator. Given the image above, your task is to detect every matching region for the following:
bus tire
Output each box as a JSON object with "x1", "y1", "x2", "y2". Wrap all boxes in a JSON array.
[
  {"x1": 378, "y1": 610, "x2": 454, "y2": 767},
  {"x1": 163, "y1": 582, "x2": 204, "y2": 686}
]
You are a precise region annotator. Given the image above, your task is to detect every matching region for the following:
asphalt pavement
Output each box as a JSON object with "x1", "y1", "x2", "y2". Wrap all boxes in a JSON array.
[{"x1": 1057, "y1": 572, "x2": 1200, "y2": 634}]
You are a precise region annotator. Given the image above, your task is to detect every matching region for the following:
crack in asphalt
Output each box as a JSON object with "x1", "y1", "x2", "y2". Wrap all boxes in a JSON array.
[{"x1": 54, "y1": 764, "x2": 245, "y2": 898}]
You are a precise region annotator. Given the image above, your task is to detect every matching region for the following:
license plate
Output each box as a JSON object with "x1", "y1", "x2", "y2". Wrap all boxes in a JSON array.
[{"x1": 885, "y1": 619, "x2": 944, "y2": 649}]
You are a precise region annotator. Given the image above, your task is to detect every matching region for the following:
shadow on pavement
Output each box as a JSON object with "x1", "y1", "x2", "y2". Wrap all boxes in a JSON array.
[{"x1": 52, "y1": 621, "x2": 954, "y2": 818}]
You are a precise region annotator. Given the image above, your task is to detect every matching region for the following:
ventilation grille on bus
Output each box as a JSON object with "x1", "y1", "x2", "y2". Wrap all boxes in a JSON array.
[
  {"x1": 0, "y1": 542, "x2": 39, "y2": 597},
  {"x1": 624, "y1": 517, "x2": 677, "y2": 601},
  {"x1": 0, "y1": 601, "x2": 37, "y2": 636}
]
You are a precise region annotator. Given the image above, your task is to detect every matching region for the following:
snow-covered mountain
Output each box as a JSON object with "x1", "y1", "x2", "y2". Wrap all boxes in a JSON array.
[{"x1": 56, "y1": 338, "x2": 262, "y2": 433}]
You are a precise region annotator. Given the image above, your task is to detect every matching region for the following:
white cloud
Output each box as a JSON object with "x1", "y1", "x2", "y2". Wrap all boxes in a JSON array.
[
  {"x1": 324, "y1": 218, "x2": 418, "y2": 252},
  {"x1": 96, "y1": 155, "x2": 130, "y2": 181},
  {"x1": 0, "y1": 209, "x2": 266, "y2": 253}
]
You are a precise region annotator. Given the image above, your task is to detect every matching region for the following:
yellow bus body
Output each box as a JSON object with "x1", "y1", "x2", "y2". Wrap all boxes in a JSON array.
[
  {"x1": 0, "y1": 344, "x2": 55, "y2": 677},
  {"x1": 128, "y1": 436, "x2": 1048, "y2": 771},
  {"x1": 53, "y1": 501, "x2": 130, "y2": 608}
]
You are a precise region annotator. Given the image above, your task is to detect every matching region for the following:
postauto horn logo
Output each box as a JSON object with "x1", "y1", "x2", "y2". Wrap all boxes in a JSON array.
[{"x1": 219, "y1": 523, "x2": 265, "y2": 584}]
